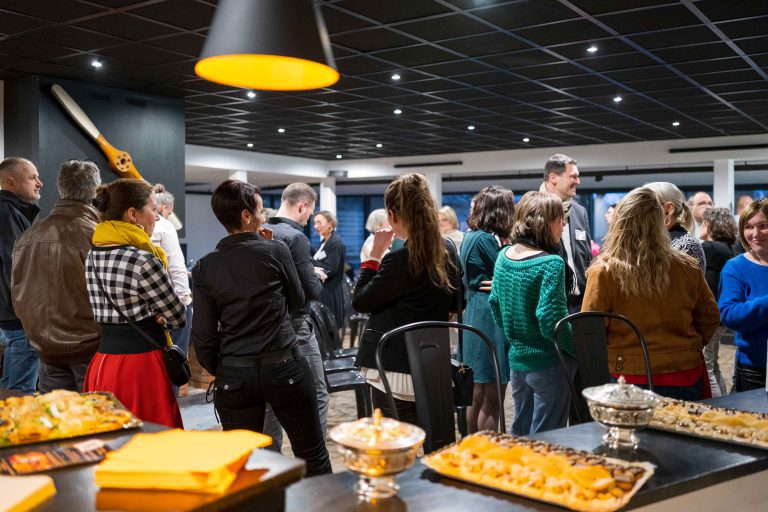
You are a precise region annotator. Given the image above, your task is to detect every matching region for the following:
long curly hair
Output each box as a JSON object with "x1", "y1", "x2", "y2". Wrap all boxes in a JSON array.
[
  {"x1": 588, "y1": 187, "x2": 696, "y2": 298},
  {"x1": 384, "y1": 173, "x2": 454, "y2": 290}
]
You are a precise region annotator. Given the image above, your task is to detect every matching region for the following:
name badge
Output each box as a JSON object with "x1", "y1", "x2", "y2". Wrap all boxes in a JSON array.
[{"x1": 574, "y1": 229, "x2": 588, "y2": 241}]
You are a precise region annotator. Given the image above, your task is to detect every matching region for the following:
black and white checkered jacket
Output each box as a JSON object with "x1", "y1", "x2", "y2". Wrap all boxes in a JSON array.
[{"x1": 85, "y1": 245, "x2": 186, "y2": 330}]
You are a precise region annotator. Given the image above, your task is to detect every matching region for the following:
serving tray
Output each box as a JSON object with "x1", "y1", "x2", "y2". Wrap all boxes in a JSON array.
[
  {"x1": 422, "y1": 431, "x2": 655, "y2": 512},
  {"x1": 0, "y1": 390, "x2": 142, "y2": 448},
  {"x1": 648, "y1": 398, "x2": 768, "y2": 451}
]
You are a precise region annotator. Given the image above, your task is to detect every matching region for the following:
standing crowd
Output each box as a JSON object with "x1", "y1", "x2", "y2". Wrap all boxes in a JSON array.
[{"x1": 1, "y1": 153, "x2": 767, "y2": 475}]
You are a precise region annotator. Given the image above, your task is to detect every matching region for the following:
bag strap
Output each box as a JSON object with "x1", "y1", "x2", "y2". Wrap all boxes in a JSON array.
[{"x1": 89, "y1": 250, "x2": 167, "y2": 351}]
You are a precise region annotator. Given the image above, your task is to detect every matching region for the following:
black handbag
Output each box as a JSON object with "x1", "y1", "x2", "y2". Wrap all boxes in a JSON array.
[
  {"x1": 89, "y1": 252, "x2": 191, "y2": 387},
  {"x1": 448, "y1": 239, "x2": 474, "y2": 407}
]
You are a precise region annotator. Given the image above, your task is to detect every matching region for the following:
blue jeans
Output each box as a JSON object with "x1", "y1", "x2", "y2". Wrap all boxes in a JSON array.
[
  {"x1": 0, "y1": 328, "x2": 39, "y2": 393},
  {"x1": 511, "y1": 357, "x2": 577, "y2": 436}
]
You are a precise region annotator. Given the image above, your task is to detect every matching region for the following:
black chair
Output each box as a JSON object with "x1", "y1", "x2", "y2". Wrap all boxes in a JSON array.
[
  {"x1": 343, "y1": 312, "x2": 369, "y2": 348},
  {"x1": 552, "y1": 311, "x2": 653, "y2": 425},
  {"x1": 375, "y1": 321, "x2": 506, "y2": 454},
  {"x1": 309, "y1": 301, "x2": 357, "y2": 360}
]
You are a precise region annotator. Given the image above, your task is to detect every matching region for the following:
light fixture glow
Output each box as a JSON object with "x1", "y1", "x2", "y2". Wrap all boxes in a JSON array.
[
  {"x1": 467, "y1": 125, "x2": 476, "y2": 130},
  {"x1": 587, "y1": 46, "x2": 598, "y2": 53},
  {"x1": 393, "y1": 109, "x2": 402, "y2": 115},
  {"x1": 246, "y1": 91, "x2": 256, "y2": 98},
  {"x1": 336, "y1": 154, "x2": 342, "y2": 159},
  {"x1": 376, "y1": 143, "x2": 383, "y2": 148},
  {"x1": 195, "y1": 0, "x2": 339, "y2": 91},
  {"x1": 672, "y1": 121, "x2": 680, "y2": 127},
  {"x1": 523, "y1": 137, "x2": 530, "y2": 142},
  {"x1": 277, "y1": 128, "x2": 285, "y2": 133},
  {"x1": 391, "y1": 74, "x2": 401, "y2": 81},
  {"x1": 613, "y1": 96, "x2": 622, "y2": 103},
  {"x1": 246, "y1": 143, "x2": 254, "y2": 148},
  {"x1": 91, "y1": 60, "x2": 102, "y2": 68}
]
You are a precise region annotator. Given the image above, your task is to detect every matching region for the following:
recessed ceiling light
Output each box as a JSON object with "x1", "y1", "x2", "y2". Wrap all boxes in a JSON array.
[
  {"x1": 393, "y1": 109, "x2": 402, "y2": 115},
  {"x1": 246, "y1": 91, "x2": 256, "y2": 98},
  {"x1": 467, "y1": 125, "x2": 476, "y2": 131},
  {"x1": 246, "y1": 143, "x2": 254, "y2": 148},
  {"x1": 672, "y1": 121, "x2": 680, "y2": 127},
  {"x1": 587, "y1": 46, "x2": 598, "y2": 53},
  {"x1": 613, "y1": 96, "x2": 622, "y2": 103},
  {"x1": 277, "y1": 128, "x2": 285, "y2": 133},
  {"x1": 336, "y1": 154, "x2": 342, "y2": 159},
  {"x1": 391, "y1": 74, "x2": 401, "y2": 81},
  {"x1": 523, "y1": 137, "x2": 530, "y2": 142},
  {"x1": 91, "y1": 60, "x2": 102, "y2": 68},
  {"x1": 376, "y1": 143, "x2": 383, "y2": 148}
]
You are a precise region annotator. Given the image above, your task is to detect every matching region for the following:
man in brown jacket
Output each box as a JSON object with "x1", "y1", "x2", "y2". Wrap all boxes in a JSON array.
[{"x1": 12, "y1": 159, "x2": 102, "y2": 392}]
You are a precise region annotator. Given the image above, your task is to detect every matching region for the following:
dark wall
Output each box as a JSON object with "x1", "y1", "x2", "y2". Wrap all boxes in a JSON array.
[{"x1": 4, "y1": 76, "x2": 186, "y2": 236}]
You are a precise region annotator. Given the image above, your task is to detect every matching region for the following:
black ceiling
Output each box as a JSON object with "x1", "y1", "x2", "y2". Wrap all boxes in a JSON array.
[{"x1": 0, "y1": 0, "x2": 766, "y2": 160}]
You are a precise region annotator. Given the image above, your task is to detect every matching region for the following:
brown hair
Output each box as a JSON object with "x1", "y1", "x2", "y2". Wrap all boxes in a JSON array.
[
  {"x1": 467, "y1": 185, "x2": 515, "y2": 240},
  {"x1": 385, "y1": 173, "x2": 454, "y2": 290},
  {"x1": 543, "y1": 153, "x2": 577, "y2": 180},
  {"x1": 702, "y1": 207, "x2": 737, "y2": 245},
  {"x1": 314, "y1": 210, "x2": 337, "y2": 228},
  {"x1": 511, "y1": 191, "x2": 563, "y2": 251},
  {"x1": 738, "y1": 198, "x2": 768, "y2": 252},
  {"x1": 93, "y1": 179, "x2": 154, "y2": 221},
  {"x1": 211, "y1": 180, "x2": 261, "y2": 231},
  {"x1": 282, "y1": 182, "x2": 317, "y2": 206}
]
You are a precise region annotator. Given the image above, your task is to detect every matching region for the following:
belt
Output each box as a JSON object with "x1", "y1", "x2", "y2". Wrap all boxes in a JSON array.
[{"x1": 219, "y1": 345, "x2": 299, "y2": 368}]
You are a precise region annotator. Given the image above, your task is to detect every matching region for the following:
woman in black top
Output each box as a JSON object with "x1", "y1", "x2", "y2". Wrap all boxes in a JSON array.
[
  {"x1": 700, "y1": 207, "x2": 738, "y2": 396},
  {"x1": 312, "y1": 210, "x2": 347, "y2": 331},
  {"x1": 353, "y1": 173, "x2": 460, "y2": 424},
  {"x1": 191, "y1": 180, "x2": 331, "y2": 476}
]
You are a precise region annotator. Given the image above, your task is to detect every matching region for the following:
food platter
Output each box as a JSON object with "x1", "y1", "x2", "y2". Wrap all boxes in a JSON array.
[
  {"x1": 422, "y1": 431, "x2": 654, "y2": 512},
  {"x1": 649, "y1": 398, "x2": 768, "y2": 451},
  {"x1": 0, "y1": 390, "x2": 142, "y2": 448}
]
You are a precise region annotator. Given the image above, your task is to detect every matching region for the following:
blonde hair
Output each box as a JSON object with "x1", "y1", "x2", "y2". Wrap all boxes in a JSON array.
[
  {"x1": 589, "y1": 187, "x2": 696, "y2": 299},
  {"x1": 438, "y1": 206, "x2": 460, "y2": 230},
  {"x1": 511, "y1": 191, "x2": 564, "y2": 251},
  {"x1": 644, "y1": 181, "x2": 693, "y2": 232},
  {"x1": 385, "y1": 173, "x2": 454, "y2": 290}
]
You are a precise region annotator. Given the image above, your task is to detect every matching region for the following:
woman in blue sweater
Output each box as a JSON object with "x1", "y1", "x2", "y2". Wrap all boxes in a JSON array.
[
  {"x1": 489, "y1": 191, "x2": 576, "y2": 436},
  {"x1": 719, "y1": 198, "x2": 768, "y2": 392}
]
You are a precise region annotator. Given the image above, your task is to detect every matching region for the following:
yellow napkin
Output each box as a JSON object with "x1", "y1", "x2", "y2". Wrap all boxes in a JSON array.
[
  {"x1": 0, "y1": 475, "x2": 56, "y2": 512},
  {"x1": 94, "y1": 429, "x2": 271, "y2": 494}
]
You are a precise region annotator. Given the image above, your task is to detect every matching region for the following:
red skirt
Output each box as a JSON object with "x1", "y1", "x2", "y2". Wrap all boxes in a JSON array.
[{"x1": 84, "y1": 350, "x2": 183, "y2": 429}]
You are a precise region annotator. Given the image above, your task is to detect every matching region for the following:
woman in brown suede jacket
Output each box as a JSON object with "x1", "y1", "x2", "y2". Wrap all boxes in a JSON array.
[{"x1": 582, "y1": 187, "x2": 720, "y2": 400}]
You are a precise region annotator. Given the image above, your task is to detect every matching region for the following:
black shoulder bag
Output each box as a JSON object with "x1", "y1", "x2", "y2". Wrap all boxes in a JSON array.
[
  {"x1": 89, "y1": 252, "x2": 191, "y2": 387},
  {"x1": 447, "y1": 238, "x2": 474, "y2": 407}
]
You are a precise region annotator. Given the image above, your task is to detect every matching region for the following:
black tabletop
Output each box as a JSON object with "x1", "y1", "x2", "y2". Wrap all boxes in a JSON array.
[{"x1": 286, "y1": 389, "x2": 768, "y2": 511}]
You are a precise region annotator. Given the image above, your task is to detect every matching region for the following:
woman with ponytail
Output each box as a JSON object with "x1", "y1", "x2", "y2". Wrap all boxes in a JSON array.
[
  {"x1": 644, "y1": 182, "x2": 705, "y2": 271},
  {"x1": 85, "y1": 179, "x2": 186, "y2": 428},
  {"x1": 352, "y1": 173, "x2": 460, "y2": 424}
]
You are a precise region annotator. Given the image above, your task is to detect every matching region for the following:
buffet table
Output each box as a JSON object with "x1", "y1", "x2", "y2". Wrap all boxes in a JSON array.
[
  {"x1": 0, "y1": 389, "x2": 305, "y2": 511},
  {"x1": 285, "y1": 389, "x2": 768, "y2": 511}
]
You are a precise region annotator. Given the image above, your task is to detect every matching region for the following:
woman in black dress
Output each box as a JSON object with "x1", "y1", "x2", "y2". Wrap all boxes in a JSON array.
[{"x1": 313, "y1": 210, "x2": 347, "y2": 330}]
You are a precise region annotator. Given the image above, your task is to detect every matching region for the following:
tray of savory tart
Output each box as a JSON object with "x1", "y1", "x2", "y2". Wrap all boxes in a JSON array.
[
  {"x1": 649, "y1": 398, "x2": 768, "y2": 450},
  {"x1": 0, "y1": 390, "x2": 142, "y2": 448},
  {"x1": 422, "y1": 431, "x2": 655, "y2": 512}
]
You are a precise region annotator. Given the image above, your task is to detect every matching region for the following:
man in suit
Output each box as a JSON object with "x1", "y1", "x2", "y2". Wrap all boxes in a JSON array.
[{"x1": 540, "y1": 154, "x2": 592, "y2": 313}]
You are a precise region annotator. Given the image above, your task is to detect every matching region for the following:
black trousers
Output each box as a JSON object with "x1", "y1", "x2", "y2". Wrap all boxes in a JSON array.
[
  {"x1": 734, "y1": 363, "x2": 766, "y2": 393},
  {"x1": 214, "y1": 349, "x2": 332, "y2": 476},
  {"x1": 370, "y1": 385, "x2": 418, "y2": 425}
]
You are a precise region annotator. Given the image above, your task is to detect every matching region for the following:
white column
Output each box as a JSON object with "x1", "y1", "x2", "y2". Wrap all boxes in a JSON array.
[
  {"x1": 320, "y1": 177, "x2": 336, "y2": 214},
  {"x1": 712, "y1": 159, "x2": 735, "y2": 212},
  {"x1": 228, "y1": 170, "x2": 247, "y2": 182},
  {"x1": 425, "y1": 172, "x2": 443, "y2": 206}
]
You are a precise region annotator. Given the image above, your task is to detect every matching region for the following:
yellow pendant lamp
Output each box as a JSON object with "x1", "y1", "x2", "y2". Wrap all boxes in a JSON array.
[{"x1": 196, "y1": 0, "x2": 339, "y2": 91}]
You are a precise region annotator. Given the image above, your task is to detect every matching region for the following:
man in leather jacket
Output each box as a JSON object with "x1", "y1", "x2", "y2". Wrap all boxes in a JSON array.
[
  {"x1": 0, "y1": 157, "x2": 42, "y2": 392},
  {"x1": 12, "y1": 159, "x2": 101, "y2": 392}
]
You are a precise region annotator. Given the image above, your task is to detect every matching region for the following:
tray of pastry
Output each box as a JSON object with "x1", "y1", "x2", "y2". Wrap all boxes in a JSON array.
[
  {"x1": 0, "y1": 390, "x2": 142, "y2": 448},
  {"x1": 422, "y1": 431, "x2": 655, "y2": 512},
  {"x1": 649, "y1": 398, "x2": 768, "y2": 450}
]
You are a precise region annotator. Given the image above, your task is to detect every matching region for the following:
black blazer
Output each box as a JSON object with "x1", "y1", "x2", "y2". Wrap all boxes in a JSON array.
[{"x1": 353, "y1": 239, "x2": 460, "y2": 374}]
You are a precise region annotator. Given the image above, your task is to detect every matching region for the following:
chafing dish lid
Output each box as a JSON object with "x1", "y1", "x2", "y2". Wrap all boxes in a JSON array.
[
  {"x1": 582, "y1": 376, "x2": 659, "y2": 408},
  {"x1": 329, "y1": 409, "x2": 425, "y2": 450}
]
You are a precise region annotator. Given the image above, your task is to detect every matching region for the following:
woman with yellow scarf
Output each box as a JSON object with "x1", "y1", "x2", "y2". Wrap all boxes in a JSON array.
[{"x1": 84, "y1": 179, "x2": 186, "y2": 428}]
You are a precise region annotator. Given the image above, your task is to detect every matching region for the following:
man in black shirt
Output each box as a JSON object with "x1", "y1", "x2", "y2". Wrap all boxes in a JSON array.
[{"x1": 262, "y1": 183, "x2": 329, "y2": 452}]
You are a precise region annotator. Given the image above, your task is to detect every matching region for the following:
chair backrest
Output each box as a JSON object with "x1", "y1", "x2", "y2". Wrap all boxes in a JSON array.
[
  {"x1": 308, "y1": 301, "x2": 341, "y2": 360},
  {"x1": 553, "y1": 311, "x2": 653, "y2": 424},
  {"x1": 376, "y1": 321, "x2": 505, "y2": 453}
]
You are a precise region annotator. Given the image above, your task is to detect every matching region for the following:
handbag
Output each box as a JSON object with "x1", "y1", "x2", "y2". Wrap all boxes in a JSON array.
[
  {"x1": 447, "y1": 239, "x2": 474, "y2": 407},
  {"x1": 89, "y1": 252, "x2": 191, "y2": 387}
]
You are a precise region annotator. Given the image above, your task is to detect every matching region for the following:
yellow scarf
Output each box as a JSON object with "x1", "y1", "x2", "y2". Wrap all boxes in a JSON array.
[{"x1": 93, "y1": 220, "x2": 168, "y2": 268}]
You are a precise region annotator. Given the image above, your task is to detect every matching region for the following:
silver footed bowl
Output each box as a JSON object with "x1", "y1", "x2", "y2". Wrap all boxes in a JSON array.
[
  {"x1": 329, "y1": 408, "x2": 425, "y2": 501},
  {"x1": 582, "y1": 376, "x2": 659, "y2": 449}
]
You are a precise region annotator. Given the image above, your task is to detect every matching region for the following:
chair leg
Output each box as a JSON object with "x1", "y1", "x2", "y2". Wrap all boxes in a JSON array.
[
  {"x1": 456, "y1": 406, "x2": 468, "y2": 437},
  {"x1": 354, "y1": 386, "x2": 372, "y2": 418}
]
